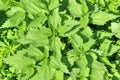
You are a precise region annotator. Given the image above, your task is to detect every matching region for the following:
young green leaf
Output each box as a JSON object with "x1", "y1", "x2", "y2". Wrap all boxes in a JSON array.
[
  {"x1": 21, "y1": 0, "x2": 47, "y2": 16},
  {"x1": 111, "y1": 22, "x2": 120, "y2": 39},
  {"x1": 90, "y1": 61, "x2": 108, "y2": 80},
  {"x1": 90, "y1": 11, "x2": 119, "y2": 25},
  {"x1": 68, "y1": 0, "x2": 82, "y2": 17},
  {"x1": 1, "y1": 7, "x2": 25, "y2": 28},
  {"x1": 48, "y1": 0, "x2": 59, "y2": 10}
]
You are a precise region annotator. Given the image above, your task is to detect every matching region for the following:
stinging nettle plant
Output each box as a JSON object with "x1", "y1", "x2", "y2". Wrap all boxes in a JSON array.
[{"x1": 0, "y1": 0, "x2": 120, "y2": 80}]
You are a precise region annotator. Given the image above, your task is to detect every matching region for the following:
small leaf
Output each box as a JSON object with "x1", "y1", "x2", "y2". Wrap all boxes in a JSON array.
[
  {"x1": 67, "y1": 49, "x2": 79, "y2": 65},
  {"x1": 27, "y1": 46, "x2": 44, "y2": 61},
  {"x1": 0, "y1": 0, "x2": 9, "y2": 10},
  {"x1": 48, "y1": 0, "x2": 59, "y2": 10},
  {"x1": 71, "y1": 68, "x2": 80, "y2": 80},
  {"x1": 111, "y1": 22, "x2": 120, "y2": 39},
  {"x1": 68, "y1": 0, "x2": 82, "y2": 17},
  {"x1": 48, "y1": 8, "x2": 61, "y2": 30},
  {"x1": 50, "y1": 37, "x2": 63, "y2": 63},
  {"x1": 71, "y1": 34, "x2": 83, "y2": 49},
  {"x1": 54, "y1": 70, "x2": 64, "y2": 80},
  {"x1": 80, "y1": 15, "x2": 89, "y2": 27},
  {"x1": 80, "y1": 0, "x2": 88, "y2": 14}
]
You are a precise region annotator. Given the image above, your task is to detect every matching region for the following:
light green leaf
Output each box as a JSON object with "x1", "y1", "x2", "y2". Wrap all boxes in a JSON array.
[
  {"x1": 20, "y1": 68, "x2": 34, "y2": 80},
  {"x1": 108, "y1": 44, "x2": 120, "y2": 56},
  {"x1": 48, "y1": 8, "x2": 61, "y2": 30},
  {"x1": 4, "y1": 53, "x2": 35, "y2": 80},
  {"x1": 50, "y1": 56, "x2": 59, "y2": 68},
  {"x1": 76, "y1": 55, "x2": 88, "y2": 68},
  {"x1": 50, "y1": 37, "x2": 62, "y2": 63},
  {"x1": 58, "y1": 15, "x2": 80, "y2": 36},
  {"x1": 68, "y1": 0, "x2": 82, "y2": 17},
  {"x1": 80, "y1": 15, "x2": 89, "y2": 27},
  {"x1": 0, "y1": 41, "x2": 6, "y2": 47},
  {"x1": 0, "y1": 0, "x2": 9, "y2": 10},
  {"x1": 90, "y1": 61, "x2": 108, "y2": 80},
  {"x1": 1, "y1": 7, "x2": 25, "y2": 28},
  {"x1": 80, "y1": 27, "x2": 93, "y2": 38},
  {"x1": 75, "y1": 55, "x2": 90, "y2": 79},
  {"x1": 99, "y1": 39, "x2": 112, "y2": 56},
  {"x1": 4, "y1": 53, "x2": 35, "y2": 70},
  {"x1": 30, "y1": 59, "x2": 55, "y2": 80},
  {"x1": 80, "y1": 0, "x2": 88, "y2": 14},
  {"x1": 54, "y1": 70, "x2": 64, "y2": 80},
  {"x1": 100, "y1": 57, "x2": 115, "y2": 68},
  {"x1": 28, "y1": 13, "x2": 47, "y2": 30},
  {"x1": 60, "y1": 63, "x2": 69, "y2": 73},
  {"x1": 90, "y1": 11, "x2": 119, "y2": 25},
  {"x1": 23, "y1": 28, "x2": 51, "y2": 46},
  {"x1": 67, "y1": 49, "x2": 79, "y2": 65},
  {"x1": 99, "y1": 0, "x2": 106, "y2": 7},
  {"x1": 71, "y1": 68, "x2": 80, "y2": 80},
  {"x1": 27, "y1": 46, "x2": 44, "y2": 61},
  {"x1": 71, "y1": 34, "x2": 83, "y2": 50},
  {"x1": 6, "y1": 7, "x2": 25, "y2": 17},
  {"x1": 21, "y1": 0, "x2": 47, "y2": 16},
  {"x1": 83, "y1": 38, "x2": 95, "y2": 52},
  {"x1": 111, "y1": 22, "x2": 120, "y2": 39},
  {"x1": 48, "y1": 0, "x2": 59, "y2": 10},
  {"x1": 111, "y1": 22, "x2": 120, "y2": 33},
  {"x1": 64, "y1": 25, "x2": 81, "y2": 37}
]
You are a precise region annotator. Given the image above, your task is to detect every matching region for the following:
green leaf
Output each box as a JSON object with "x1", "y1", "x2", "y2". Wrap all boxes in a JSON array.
[
  {"x1": 108, "y1": 44, "x2": 120, "y2": 56},
  {"x1": 90, "y1": 11, "x2": 119, "y2": 25},
  {"x1": 111, "y1": 22, "x2": 120, "y2": 39},
  {"x1": 54, "y1": 70, "x2": 64, "y2": 80},
  {"x1": 80, "y1": 15, "x2": 89, "y2": 27},
  {"x1": 48, "y1": 0, "x2": 59, "y2": 10},
  {"x1": 80, "y1": 0, "x2": 88, "y2": 14},
  {"x1": 0, "y1": 41, "x2": 6, "y2": 47},
  {"x1": 71, "y1": 34, "x2": 83, "y2": 50},
  {"x1": 4, "y1": 53, "x2": 35, "y2": 80},
  {"x1": 30, "y1": 59, "x2": 55, "y2": 80},
  {"x1": 21, "y1": 0, "x2": 47, "y2": 16},
  {"x1": 50, "y1": 56, "x2": 59, "y2": 68},
  {"x1": 20, "y1": 28, "x2": 52, "y2": 46},
  {"x1": 76, "y1": 55, "x2": 90, "y2": 78},
  {"x1": 6, "y1": 7, "x2": 25, "y2": 17},
  {"x1": 67, "y1": 49, "x2": 79, "y2": 65},
  {"x1": 26, "y1": 46, "x2": 44, "y2": 61},
  {"x1": 58, "y1": 15, "x2": 80, "y2": 37},
  {"x1": 80, "y1": 27, "x2": 93, "y2": 38},
  {"x1": 60, "y1": 63, "x2": 69, "y2": 73},
  {"x1": 68, "y1": 0, "x2": 82, "y2": 17},
  {"x1": 50, "y1": 37, "x2": 62, "y2": 63},
  {"x1": 83, "y1": 38, "x2": 95, "y2": 52},
  {"x1": 99, "y1": 39, "x2": 120, "y2": 56},
  {"x1": 4, "y1": 53, "x2": 35, "y2": 70},
  {"x1": 28, "y1": 13, "x2": 47, "y2": 29},
  {"x1": 48, "y1": 8, "x2": 61, "y2": 30},
  {"x1": 1, "y1": 7, "x2": 25, "y2": 28},
  {"x1": 0, "y1": 0, "x2": 9, "y2": 10},
  {"x1": 100, "y1": 57, "x2": 115, "y2": 68},
  {"x1": 70, "y1": 68, "x2": 80, "y2": 80},
  {"x1": 90, "y1": 61, "x2": 108, "y2": 80}
]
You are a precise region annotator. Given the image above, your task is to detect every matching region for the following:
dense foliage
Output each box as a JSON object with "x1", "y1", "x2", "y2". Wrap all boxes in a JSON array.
[{"x1": 0, "y1": 0, "x2": 120, "y2": 80}]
